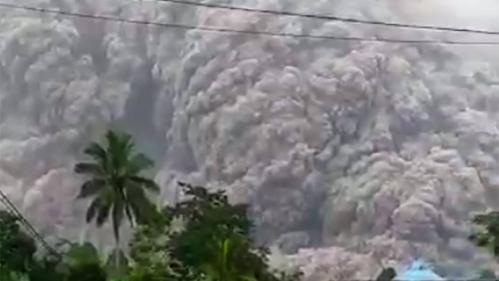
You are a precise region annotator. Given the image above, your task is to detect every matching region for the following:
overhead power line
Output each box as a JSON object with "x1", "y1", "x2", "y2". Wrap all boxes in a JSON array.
[
  {"x1": 1, "y1": 2, "x2": 499, "y2": 45},
  {"x1": 157, "y1": 0, "x2": 499, "y2": 36},
  {"x1": 0, "y1": 191, "x2": 38, "y2": 239},
  {"x1": 0, "y1": 190, "x2": 53, "y2": 252},
  {"x1": 0, "y1": 189, "x2": 60, "y2": 257}
]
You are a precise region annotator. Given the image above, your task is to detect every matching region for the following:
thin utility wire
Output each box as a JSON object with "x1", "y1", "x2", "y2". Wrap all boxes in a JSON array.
[
  {"x1": 2, "y1": 2, "x2": 499, "y2": 45},
  {"x1": 0, "y1": 194, "x2": 26, "y2": 231},
  {"x1": 0, "y1": 191, "x2": 37, "y2": 238},
  {"x1": 0, "y1": 189, "x2": 60, "y2": 256},
  {"x1": 156, "y1": 0, "x2": 499, "y2": 36},
  {"x1": 0, "y1": 191, "x2": 51, "y2": 250}
]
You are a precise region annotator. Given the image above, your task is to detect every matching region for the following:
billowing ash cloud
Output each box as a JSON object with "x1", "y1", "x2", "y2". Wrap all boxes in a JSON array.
[{"x1": 1, "y1": 0, "x2": 499, "y2": 279}]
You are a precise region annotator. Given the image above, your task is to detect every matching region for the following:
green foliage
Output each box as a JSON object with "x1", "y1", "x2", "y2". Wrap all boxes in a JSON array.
[
  {"x1": 26, "y1": 255, "x2": 64, "y2": 281},
  {"x1": 477, "y1": 268, "x2": 497, "y2": 280},
  {"x1": 66, "y1": 263, "x2": 107, "y2": 281},
  {"x1": 106, "y1": 249, "x2": 129, "y2": 280},
  {"x1": 0, "y1": 213, "x2": 64, "y2": 281},
  {"x1": 375, "y1": 267, "x2": 396, "y2": 281},
  {"x1": 0, "y1": 210, "x2": 36, "y2": 273},
  {"x1": 168, "y1": 182, "x2": 254, "y2": 267},
  {"x1": 56, "y1": 242, "x2": 108, "y2": 281},
  {"x1": 129, "y1": 182, "x2": 301, "y2": 281},
  {"x1": 200, "y1": 234, "x2": 264, "y2": 281},
  {"x1": 65, "y1": 130, "x2": 304, "y2": 281},
  {"x1": 64, "y1": 242, "x2": 100, "y2": 266},
  {"x1": 470, "y1": 211, "x2": 499, "y2": 255},
  {"x1": 128, "y1": 209, "x2": 186, "y2": 281},
  {"x1": 0, "y1": 268, "x2": 31, "y2": 281},
  {"x1": 74, "y1": 129, "x2": 159, "y2": 243},
  {"x1": 0, "y1": 181, "x2": 301, "y2": 281},
  {"x1": 6, "y1": 127, "x2": 307, "y2": 281}
]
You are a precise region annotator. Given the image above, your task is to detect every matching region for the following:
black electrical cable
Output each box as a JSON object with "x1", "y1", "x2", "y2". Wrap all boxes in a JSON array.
[
  {"x1": 1, "y1": 2, "x2": 499, "y2": 45},
  {"x1": 156, "y1": 0, "x2": 499, "y2": 36}
]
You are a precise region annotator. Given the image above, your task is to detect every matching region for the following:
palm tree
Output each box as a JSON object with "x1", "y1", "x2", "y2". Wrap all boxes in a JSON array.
[{"x1": 74, "y1": 130, "x2": 159, "y2": 245}]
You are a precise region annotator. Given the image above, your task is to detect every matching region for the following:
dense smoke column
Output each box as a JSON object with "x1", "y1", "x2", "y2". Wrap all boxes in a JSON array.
[
  {"x1": 157, "y1": 1, "x2": 499, "y2": 278},
  {"x1": 2, "y1": 0, "x2": 499, "y2": 279}
]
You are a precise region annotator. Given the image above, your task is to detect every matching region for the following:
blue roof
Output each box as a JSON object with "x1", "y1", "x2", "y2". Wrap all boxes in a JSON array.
[{"x1": 395, "y1": 260, "x2": 444, "y2": 281}]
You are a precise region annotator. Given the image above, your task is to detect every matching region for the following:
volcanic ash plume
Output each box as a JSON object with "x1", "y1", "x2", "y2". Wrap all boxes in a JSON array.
[{"x1": 1, "y1": 0, "x2": 499, "y2": 279}]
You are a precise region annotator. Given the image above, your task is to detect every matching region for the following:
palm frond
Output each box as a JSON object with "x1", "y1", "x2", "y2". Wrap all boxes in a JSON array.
[
  {"x1": 129, "y1": 176, "x2": 160, "y2": 193},
  {"x1": 96, "y1": 199, "x2": 112, "y2": 227},
  {"x1": 106, "y1": 130, "x2": 124, "y2": 169},
  {"x1": 124, "y1": 204, "x2": 135, "y2": 227},
  {"x1": 86, "y1": 198, "x2": 101, "y2": 223},
  {"x1": 127, "y1": 184, "x2": 154, "y2": 224},
  {"x1": 83, "y1": 142, "x2": 107, "y2": 162},
  {"x1": 127, "y1": 153, "x2": 154, "y2": 175},
  {"x1": 119, "y1": 132, "x2": 135, "y2": 158},
  {"x1": 77, "y1": 179, "x2": 106, "y2": 199},
  {"x1": 128, "y1": 202, "x2": 145, "y2": 225},
  {"x1": 106, "y1": 130, "x2": 120, "y2": 148},
  {"x1": 74, "y1": 162, "x2": 103, "y2": 175},
  {"x1": 115, "y1": 133, "x2": 134, "y2": 171}
]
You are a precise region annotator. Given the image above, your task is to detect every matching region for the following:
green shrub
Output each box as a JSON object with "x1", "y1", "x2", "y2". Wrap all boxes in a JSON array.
[{"x1": 0, "y1": 211, "x2": 36, "y2": 273}]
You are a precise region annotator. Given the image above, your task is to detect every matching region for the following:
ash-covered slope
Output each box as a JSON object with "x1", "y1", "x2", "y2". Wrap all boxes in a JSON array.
[{"x1": 1, "y1": 0, "x2": 499, "y2": 279}]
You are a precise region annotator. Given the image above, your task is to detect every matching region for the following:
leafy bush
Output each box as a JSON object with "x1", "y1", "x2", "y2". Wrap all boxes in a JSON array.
[
  {"x1": 0, "y1": 210, "x2": 36, "y2": 273},
  {"x1": 66, "y1": 262, "x2": 107, "y2": 281},
  {"x1": 26, "y1": 254, "x2": 64, "y2": 281},
  {"x1": 128, "y1": 208, "x2": 187, "y2": 281},
  {"x1": 58, "y1": 242, "x2": 108, "y2": 281},
  {"x1": 128, "y1": 182, "x2": 301, "y2": 281},
  {"x1": 470, "y1": 211, "x2": 499, "y2": 255},
  {"x1": 0, "y1": 268, "x2": 30, "y2": 281}
]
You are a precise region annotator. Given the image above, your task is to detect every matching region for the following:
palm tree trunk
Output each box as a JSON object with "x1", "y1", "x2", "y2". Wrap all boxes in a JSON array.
[{"x1": 114, "y1": 235, "x2": 121, "y2": 269}]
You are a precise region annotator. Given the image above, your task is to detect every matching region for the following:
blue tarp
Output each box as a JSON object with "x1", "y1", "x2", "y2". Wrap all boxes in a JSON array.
[{"x1": 395, "y1": 260, "x2": 444, "y2": 281}]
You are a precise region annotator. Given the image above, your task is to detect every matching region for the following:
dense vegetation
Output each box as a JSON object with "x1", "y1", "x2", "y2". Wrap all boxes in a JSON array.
[
  {"x1": 0, "y1": 130, "x2": 301, "y2": 281},
  {"x1": 469, "y1": 212, "x2": 499, "y2": 280}
]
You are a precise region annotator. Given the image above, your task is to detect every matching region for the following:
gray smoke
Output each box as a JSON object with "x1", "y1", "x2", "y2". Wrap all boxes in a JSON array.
[{"x1": 1, "y1": 0, "x2": 499, "y2": 279}]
